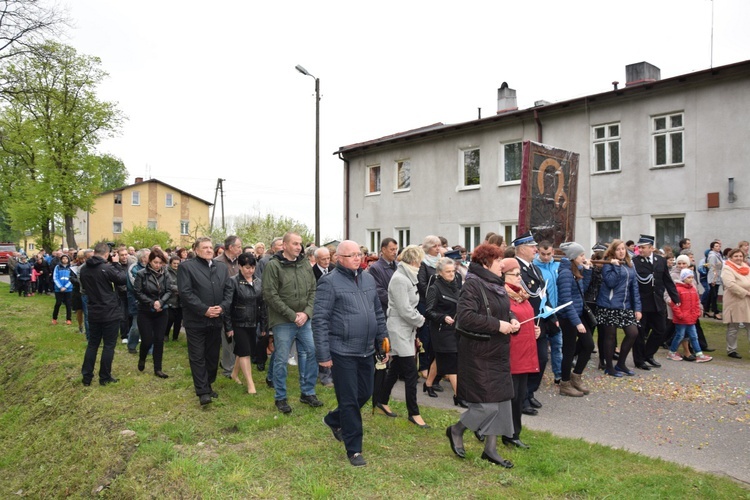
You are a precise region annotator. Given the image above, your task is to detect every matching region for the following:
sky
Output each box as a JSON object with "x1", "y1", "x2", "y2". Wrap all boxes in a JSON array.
[{"x1": 62, "y1": 0, "x2": 750, "y2": 242}]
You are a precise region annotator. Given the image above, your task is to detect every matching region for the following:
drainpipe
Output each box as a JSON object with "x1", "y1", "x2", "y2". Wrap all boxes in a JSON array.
[
  {"x1": 534, "y1": 109, "x2": 543, "y2": 143},
  {"x1": 336, "y1": 151, "x2": 350, "y2": 239}
]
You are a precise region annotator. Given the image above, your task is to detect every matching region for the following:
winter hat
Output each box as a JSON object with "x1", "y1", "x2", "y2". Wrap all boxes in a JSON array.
[
  {"x1": 675, "y1": 255, "x2": 690, "y2": 266},
  {"x1": 501, "y1": 258, "x2": 520, "y2": 273},
  {"x1": 680, "y1": 269, "x2": 693, "y2": 281},
  {"x1": 560, "y1": 242, "x2": 585, "y2": 261}
]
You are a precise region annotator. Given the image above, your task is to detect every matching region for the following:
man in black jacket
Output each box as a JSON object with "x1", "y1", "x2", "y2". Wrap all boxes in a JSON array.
[
  {"x1": 178, "y1": 237, "x2": 231, "y2": 406},
  {"x1": 80, "y1": 242, "x2": 127, "y2": 386},
  {"x1": 632, "y1": 235, "x2": 680, "y2": 370}
]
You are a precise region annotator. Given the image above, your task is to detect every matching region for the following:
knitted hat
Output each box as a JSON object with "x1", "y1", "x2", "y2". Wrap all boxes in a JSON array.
[
  {"x1": 680, "y1": 269, "x2": 693, "y2": 281},
  {"x1": 501, "y1": 258, "x2": 520, "y2": 273},
  {"x1": 560, "y1": 242, "x2": 585, "y2": 261},
  {"x1": 675, "y1": 255, "x2": 690, "y2": 266}
]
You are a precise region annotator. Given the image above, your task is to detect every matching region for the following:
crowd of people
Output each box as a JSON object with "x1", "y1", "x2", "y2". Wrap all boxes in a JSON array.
[{"x1": 4, "y1": 231, "x2": 750, "y2": 469}]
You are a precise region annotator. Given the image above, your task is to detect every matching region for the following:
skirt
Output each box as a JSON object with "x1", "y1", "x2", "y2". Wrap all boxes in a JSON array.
[
  {"x1": 596, "y1": 307, "x2": 637, "y2": 328},
  {"x1": 435, "y1": 351, "x2": 458, "y2": 375},
  {"x1": 71, "y1": 291, "x2": 83, "y2": 311},
  {"x1": 459, "y1": 400, "x2": 514, "y2": 437}
]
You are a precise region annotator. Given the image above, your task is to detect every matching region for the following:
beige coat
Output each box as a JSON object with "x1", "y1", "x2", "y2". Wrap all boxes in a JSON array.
[{"x1": 720, "y1": 264, "x2": 750, "y2": 323}]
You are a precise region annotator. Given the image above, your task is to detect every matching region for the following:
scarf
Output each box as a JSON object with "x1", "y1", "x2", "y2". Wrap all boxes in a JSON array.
[
  {"x1": 465, "y1": 271, "x2": 506, "y2": 296},
  {"x1": 726, "y1": 260, "x2": 750, "y2": 276},
  {"x1": 400, "y1": 261, "x2": 420, "y2": 283},
  {"x1": 422, "y1": 254, "x2": 440, "y2": 269},
  {"x1": 505, "y1": 282, "x2": 529, "y2": 303}
]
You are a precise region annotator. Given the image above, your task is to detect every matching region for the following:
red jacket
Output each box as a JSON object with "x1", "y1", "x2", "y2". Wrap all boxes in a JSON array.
[
  {"x1": 670, "y1": 282, "x2": 701, "y2": 325},
  {"x1": 508, "y1": 298, "x2": 539, "y2": 375}
]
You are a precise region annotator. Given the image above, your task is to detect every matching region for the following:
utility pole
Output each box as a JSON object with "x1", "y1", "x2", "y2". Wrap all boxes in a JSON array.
[{"x1": 210, "y1": 178, "x2": 226, "y2": 232}]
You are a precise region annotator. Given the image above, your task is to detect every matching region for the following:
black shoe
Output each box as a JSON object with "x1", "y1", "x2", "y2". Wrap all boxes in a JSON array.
[
  {"x1": 422, "y1": 383, "x2": 438, "y2": 398},
  {"x1": 137, "y1": 358, "x2": 145, "y2": 372},
  {"x1": 502, "y1": 436, "x2": 530, "y2": 449},
  {"x1": 275, "y1": 399, "x2": 292, "y2": 414},
  {"x1": 374, "y1": 403, "x2": 398, "y2": 418},
  {"x1": 474, "y1": 431, "x2": 486, "y2": 442},
  {"x1": 100, "y1": 377, "x2": 118, "y2": 386},
  {"x1": 300, "y1": 394, "x2": 324, "y2": 407},
  {"x1": 154, "y1": 371, "x2": 169, "y2": 379},
  {"x1": 432, "y1": 382, "x2": 445, "y2": 392},
  {"x1": 128, "y1": 348, "x2": 137, "y2": 355},
  {"x1": 613, "y1": 351, "x2": 620, "y2": 360},
  {"x1": 266, "y1": 378, "x2": 274, "y2": 388},
  {"x1": 210, "y1": 390, "x2": 219, "y2": 399},
  {"x1": 703, "y1": 348, "x2": 716, "y2": 353},
  {"x1": 323, "y1": 417, "x2": 343, "y2": 442},
  {"x1": 645, "y1": 357, "x2": 662, "y2": 368},
  {"x1": 682, "y1": 355, "x2": 696, "y2": 362},
  {"x1": 521, "y1": 406, "x2": 538, "y2": 416},
  {"x1": 453, "y1": 395, "x2": 468, "y2": 408},
  {"x1": 348, "y1": 452, "x2": 367, "y2": 467},
  {"x1": 446, "y1": 427, "x2": 466, "y2": 459},
  {"x1": 728, "y1": 351, "x2": 742, "y2": 359},
  {"x1": 554, "y1": 378, "x2": 561, "y2": 385},
  {"x1": 82, "y1": 379, "x2": 91, "y2": 386},
  {"x1": 256, "y1": 362, "x2": 265, "y2": 372},
  {"x1": 199, "y1": 394, "x2": 212, "y2": 406},
  {"x1": 528, "y1": 396, "x2": 542, "y2": 409},
  {"x1": 635, "y1": 363, "x2": 651, "y2": 371},
  {"x1": 408, "y1": 415, "x2": 430, "y2": 429},
  {"x1": 480, "y1": 452, "x2": 514, "y2": 469}
]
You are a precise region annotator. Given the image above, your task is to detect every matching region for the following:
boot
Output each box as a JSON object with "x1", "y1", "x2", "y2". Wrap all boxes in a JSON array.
[
  {"x1": 559, "y1": 380, "x2": 584, "y2": 397},
  {"x1": 570, "y1": 373, "x2": 590, "y2": 395}
]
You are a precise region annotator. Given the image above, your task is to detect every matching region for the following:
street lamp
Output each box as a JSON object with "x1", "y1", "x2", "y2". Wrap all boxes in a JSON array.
[{"x1": 295, "y1": 64, "x2": 320, "y2": 246}]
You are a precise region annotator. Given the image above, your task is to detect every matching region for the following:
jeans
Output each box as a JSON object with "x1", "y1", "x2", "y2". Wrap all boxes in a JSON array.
[
  {"x1": 271, "y1": 321, "x2": 317, "y2": 401},
  {"x1": 81, "y1": 294, "x2": 90, "y2": 341},
  {"x1": 81, "y1": 320, "x2": 120, "y2": 384},
  {"x1": 547, "y1": 329, "x2": 562, "y2": 379},
  {"x1": 670, "y1": 323, "x2": 701, "y2": 353},
  {"x1": 127, "y1": 314, "x2": 140, "y2": 351},
  {"x1": 325, "y1": 353, "x2": 374, "y2": 456}
]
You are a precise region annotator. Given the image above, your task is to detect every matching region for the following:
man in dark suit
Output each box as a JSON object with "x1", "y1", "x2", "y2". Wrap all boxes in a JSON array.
[
  {"x1": 312, "y1": 246, "x2": 333, "y2": 281},
  {"x1": 513, "y1": 231, "x2": 556, "y2": 415},
  {"x1": 632, "y1": 234, "x2": 680, "y2": 370}
]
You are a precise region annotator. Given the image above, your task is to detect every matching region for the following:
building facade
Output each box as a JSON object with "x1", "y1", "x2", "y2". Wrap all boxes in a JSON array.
[
  {"x1": 337, "y1": 60, "x2": 750, "y2": 253},
  {"x1": 74, "y1": 177, "x2": 212, "y2": 248}
]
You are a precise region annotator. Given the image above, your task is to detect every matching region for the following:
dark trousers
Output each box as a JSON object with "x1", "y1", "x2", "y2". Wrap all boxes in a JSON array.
[
  {"x1": 166, "y1": 307, "x2": 183, "y2": 340},
  {"x1": 526, "y1": 324, "x2": 550, "y2": 400},
  {"x1": 633, "y1": 310, "x2": 667, "y2": 364},
  {"x1": 255, "y1": 325, "x2": 269, "y2": 365},
  {"x1": 560, "y1": 318, "x2": 595, "y2": 381},
  {"x1": 9, "y1": 269, "x2": 15, "y2": 291},
  {"x1": 509, "y1": 373, "x2": 528, "y2": 439},
  {"x1": 17, "y1": 280, "x2": 29, "y2": 296},
  {"x1": 138, "y1": 310, "x2": 168, "y2": 372},
  {"x1": 53, "y1": 292, "x2": 72, "y2": 321},
  {"x1": 704, "y1": 284, "x2": 720, "y2": 315},
  {"x1": 380, "y1": 355, "x2": 420, "y2": 417},
  {"x1": 325, "y1": 353, "x2": 374, "y2": 456},
  {"x1": 118, "y1": 294, "x2": 129, "y2": 339},
  {"x1": 81, "y1": 319, "x2": 119, "y2": 384},
  {"x1": 185, "y1": 324, "x2": 222, "y2": 396}
]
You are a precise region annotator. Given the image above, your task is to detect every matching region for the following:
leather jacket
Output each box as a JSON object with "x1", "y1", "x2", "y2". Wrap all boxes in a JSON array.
[
  {"x1": 134, "y1": 266, "x2": 172, "y2": 312},
  {"x1": 223, "y1": 273, "x2": 268, "y2": 331}
]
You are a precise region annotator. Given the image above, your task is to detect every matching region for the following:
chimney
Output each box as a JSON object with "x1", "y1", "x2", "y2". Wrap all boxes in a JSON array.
[
  {"x1": 135, "y1": 177, "x2": 143, "y2": 183},
  {"x1": 625, "y1": 62, "x2": 660, "y2": 87},
  {"x1": 497, "y1": 82, "x2": 518, "y2": 114}
]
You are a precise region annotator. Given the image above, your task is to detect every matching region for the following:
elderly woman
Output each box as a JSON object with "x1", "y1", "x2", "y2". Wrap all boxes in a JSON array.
[
  {"x1": 446, "y1": 244, "x2": 519, "y2": 469},
  {"x1": 377, "y1": 245, "x2": 429, "y2": 428},
  {"x1": 704, "y1": 241, "x2": 723, "y2": 319},
  {"x1": 134, "y1": 247, "x2": 172, "y2": 378},
  {"x1": 417, "y1": 235, "x2": 443, "y2": 382},
  {"x1": 425, "y1": 257, "x2": 463, "y2": 404},
  {"x1": 721, "y1": 248, "x2": 750, "y2": 359}
]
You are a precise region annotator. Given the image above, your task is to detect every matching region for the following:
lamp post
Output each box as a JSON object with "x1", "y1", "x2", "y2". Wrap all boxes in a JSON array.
[{"x1": 295, "y1": 64, "x2": 320, "y2": 246}]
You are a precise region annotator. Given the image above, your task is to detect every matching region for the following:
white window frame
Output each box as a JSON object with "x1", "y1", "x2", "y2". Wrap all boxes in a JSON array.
[
  {"x1": 113, "y1": 221, "x2": 123, "y2": 234},
  {"x1": 461, "y1": 225, "x2": 481, "y2": 252},
  {"x1": 28, "y1": 243, "x2": 35, "y2": 251},
  {"x1": 592, "y1": 122, "x2": 621, "y2": 173},
  {"x1": 165, "y1": 193, "x2": 174, "y2": 207},
  {"x1": 395, "y1": 227, "x2": 411, "y2": 249},
  {"x1": 113, "y1": 193, "x2": 122, "y2": 205},
  {"x1": 180, "y1": 220, "x2": 190, "y2": 235},
  {"x1": 131, "y1": 191, "x2": 140, "y2": 206},
  {"x1": 594, "y1": 219, "x2": 621, "y2": 245},
  {"x1": 367, "y1": 229, "x2": 381, "y2": 254},
  {"x1": 366, "y1": 164, "x2": 381, "y2": 196},
  {"x1": 500, "y1": 222, "x2": 518, "y2": 246},
  {"x1": 458, "y1": 147, "x2": 481, "y2": 190},
  {"x1": 652, "y1": 112, "x2": 684, "y2": 168},
  {"x1": 499, "y1": 140, "x2": 523, "y2": 185},
  {"x1": 394, "y1": 159, "x2": 411, "y2": 192},
  {"x1": 147, "y1": 219, "x2": 157, "y2": 230}
]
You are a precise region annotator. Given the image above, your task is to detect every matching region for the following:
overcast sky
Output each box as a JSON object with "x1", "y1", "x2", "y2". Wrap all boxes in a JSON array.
[{"x1": 63, "y1": 0, "x2": 749, "y2": 241}]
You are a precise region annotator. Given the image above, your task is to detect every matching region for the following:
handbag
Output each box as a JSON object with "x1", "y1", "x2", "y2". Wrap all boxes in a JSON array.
[
  {"x1": 456, "y1": 283, "x2": 493, "y2": 342},
  {"x1": 577, "y1": 280, "x2": 597, "y2": 330}
]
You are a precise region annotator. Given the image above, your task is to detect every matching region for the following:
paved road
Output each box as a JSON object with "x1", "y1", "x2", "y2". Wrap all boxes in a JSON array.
[{"x1": 389, "y1": 343, "x2": 750, "y2": 485}]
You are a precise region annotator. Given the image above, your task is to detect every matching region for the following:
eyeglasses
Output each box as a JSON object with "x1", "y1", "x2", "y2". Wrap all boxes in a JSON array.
[
  {"x1": 339, "y1": 253, "x2": 363, "y2": 258},
  {"x1": 504, "y1": 272, "x2": 521, "y2": 277}
]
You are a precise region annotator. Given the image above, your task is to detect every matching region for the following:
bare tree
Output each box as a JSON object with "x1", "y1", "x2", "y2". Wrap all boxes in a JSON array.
[{"x1": 0, "y1": 1, "x2": 67, "y2": 60}]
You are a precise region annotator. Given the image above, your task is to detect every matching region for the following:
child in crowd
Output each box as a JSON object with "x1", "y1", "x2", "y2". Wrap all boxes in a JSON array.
[{"x1": 667, "y1": 269, "x2": 712, "y2": 363}]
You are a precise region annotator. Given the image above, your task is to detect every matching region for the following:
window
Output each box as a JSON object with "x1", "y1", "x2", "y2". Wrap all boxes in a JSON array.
[
  {"x1": 166, "y1": 193, "x2": 174, "y2": 207},
  {"x1": 147, "y1": 220, "x2": 157, "y2": 230},
  {"x1": 396, "y1": 228, "x2": 411, "y2": 249},
  {"x1": 655, "y1": 217, "x2": 684, "y2": 248},
  {"x1": 113, "y1": 222, "x2": 123, "y2": 233},
  {"x1": 461, "y1": 148, "x2": 480, "y2": 187},
  {"x1": 180, "y1": 220, "x2": 190, "y2": 235},
  {"x1": 596, "y1": 220, "x2": 621, "y2": 245},
  {"x1": 28, "y1": 243, "x2": 35, "y2": 251},
  {"x1": 652, "y1": 113, "x2": 683, "y2": 167},
  {"x1": 114, "y1": 193, "x2": 122, "y2": 205},
  {"x1": 462, "y1": 225, "x2": 481, "y2": 252},
  {"x1": 131, "y1": 191, "x2": 140, "y2": 205},
  {"x1": 368, "y1": 229, "x2": 381, "y2": 254},
  {"x1": 502, "y1": 223, "x2": 518, "y2": 246},
  {"x1": 367, "y1": 164, "x2": 381, "y2": 194},
  {"x1": 394, "y1": 160, "x2": 411, "y2": 191},
  {"x1": 500, "y1": 141, "x2": 523, "y2": 183},
  {"x1": 592, "y1": 123, "x2": 620, "y2": 172}
]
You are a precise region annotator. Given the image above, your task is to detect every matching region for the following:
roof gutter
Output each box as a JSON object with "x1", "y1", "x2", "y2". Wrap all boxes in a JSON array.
[
  {"x1": 534, "y1": 108, "x2": 543, "y2": 143},
  {"x1": 335, "y1": 151, "x2": 350, "y2": 239}
]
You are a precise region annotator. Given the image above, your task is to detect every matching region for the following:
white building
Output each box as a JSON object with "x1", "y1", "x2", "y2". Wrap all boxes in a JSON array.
[{"x1": 336, "y1": 60, "x2": 750, "y2": 253}]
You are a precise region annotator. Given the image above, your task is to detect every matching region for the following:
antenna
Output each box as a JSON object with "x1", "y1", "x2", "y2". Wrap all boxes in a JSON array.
[{"x1": 710, "y1": 0, "x2": 714, "y2": 68}]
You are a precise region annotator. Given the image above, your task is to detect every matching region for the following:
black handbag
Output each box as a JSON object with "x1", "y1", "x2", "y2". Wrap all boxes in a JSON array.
[
  {"x1": 456, "y1": 283, "x2": 493, "y2": 342},
  {"x1": 577, "y1": 281, "x2": 597, "y2": 330}
]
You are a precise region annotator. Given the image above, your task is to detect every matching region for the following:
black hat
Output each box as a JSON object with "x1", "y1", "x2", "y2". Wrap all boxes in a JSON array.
[
  {"x1": 444, "y1": 249, "x2": 462, "y2": 260},
  {"x1": 592, "y1": 242, "x2": 608, "y2": 252},
  {"x1": 637, "y1": 234, "x2": 655, "y2": 247},
  {"x1": 512, "y1": 231, "x2": 537, "y2": 247}
]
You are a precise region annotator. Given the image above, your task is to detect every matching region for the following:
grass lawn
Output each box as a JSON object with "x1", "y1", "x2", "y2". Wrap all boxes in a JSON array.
[{"x1": 0, "y1": 282, "x2": 748, "y2": 498}]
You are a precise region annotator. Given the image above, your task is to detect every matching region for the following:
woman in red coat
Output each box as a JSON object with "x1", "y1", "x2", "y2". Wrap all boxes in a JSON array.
[{"x1": 501, "y1": 258, "x2": 540, "y2": 449}]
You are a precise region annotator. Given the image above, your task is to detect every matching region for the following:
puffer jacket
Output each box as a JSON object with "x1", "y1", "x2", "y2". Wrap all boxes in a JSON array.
[
  {"x1": 670, "y1": 282, "x2": 701, "y2": 325},
  {"x1": 261, "y1": 251, "x2": 316, "y2": 330},
  {"x1": 15, "y1": 261, "x2": 32, "y2": 281},
  {"x1": 223, "y1": 273, "x2": 268, "y2": 332},
  {"x1": 557, "y1": 258, "x2": 593, "y2": 326},
  {"x1": 134, "y1": 266, "x2": 172, "y2": 312},
  {"x1": 53, "y1": 264, "x2": 73, "y2": 293},
  {"x1": 596, "y1": 263, "x2": 641, "y2": 312},
  {"x1": 312, "y1": 264, "x2": 388, "y2": 362}
]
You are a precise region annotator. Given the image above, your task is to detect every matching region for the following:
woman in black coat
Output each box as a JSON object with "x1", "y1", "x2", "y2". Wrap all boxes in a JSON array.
[
  {"x1": 424, "y1": 257, "x2": 462, "y2": 404},
  {"x1": 134, "y1": 247, "x2": 172, "y2": 378},
  {"x1": 446, "y1": 244, "x2": 519, "y2": 469}
]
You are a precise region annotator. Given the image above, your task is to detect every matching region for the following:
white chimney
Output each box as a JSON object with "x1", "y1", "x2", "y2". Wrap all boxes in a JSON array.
[{"x1": 497, "y1": 82, "x2": 518, "y2": 114}]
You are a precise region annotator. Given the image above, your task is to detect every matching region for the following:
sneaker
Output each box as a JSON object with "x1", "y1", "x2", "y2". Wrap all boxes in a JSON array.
[
  {"x1": 51, "y1": 319, "x2": 58, "y2": 325},
  {"x1": 695, "y1": 354, "x2": 713, "y2": 363},
  {"x1": 65, "y1": 320, "x2": 72, "y2": 325},
  {"x1": 78, "y1": 326, "x2": 84, "y2": 334},
  {"x1": 323, "y1": 417, "x2": 343, "y2": 442},
  {"x1": 300, "y1": 394, "x2": 324, "y2": 407},
  {"x1": 667, "y1": 352, "x2": 682, "y2": 361},
  {"x1": 275, "y1": 399, "x2": 292, "y2": 414},
  {"x1": 348, "y1": 452, "x2": 367, "y2": 467},
  {"x1": 121, "y1": 339, "x2": 128, "y2": 344},
  {"x1": 288, "y1": 355, "x2": 298, "y2": 366}
]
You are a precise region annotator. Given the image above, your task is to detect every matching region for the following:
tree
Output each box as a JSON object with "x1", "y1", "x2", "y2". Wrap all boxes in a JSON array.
[
  {"x1": 95, "y1": 153, "x2": 128, "y2": 192},
  {"x1": 231, "y1": 213, "x2": 314, "y2": 247},
  {"x1": 0, "y1": 42, "x2": 125, "y2": 250},
  {"x1": 120, "y1": 225, "x2": 173, "y2": 250},
  {"x1": 0, "y1": 1, "x2": 66, "y2": 63}
]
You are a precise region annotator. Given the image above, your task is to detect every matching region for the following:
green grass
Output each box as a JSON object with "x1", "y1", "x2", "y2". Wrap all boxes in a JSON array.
[{"x1": 0, "y1": 282, "x2": 747, "y2": 498}]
